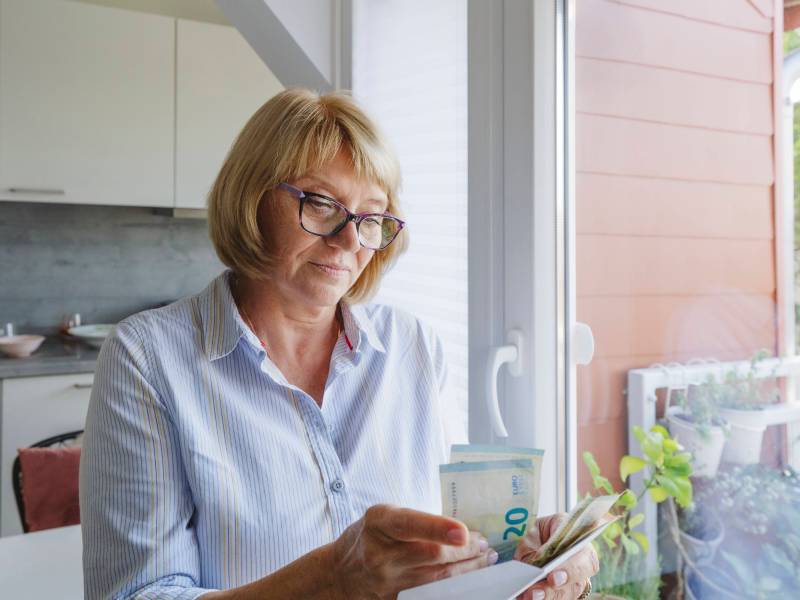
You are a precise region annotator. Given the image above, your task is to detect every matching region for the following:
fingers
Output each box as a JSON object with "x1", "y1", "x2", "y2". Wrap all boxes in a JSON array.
[
  {"x1": 518, "y1": 536, "x2": 598, "y2": 600},
  {"x1": 405, "y1": 547, "x2": 497, "y2": 589},
  {"x1": 544, "y1": 512, "x2": 568, "y2": 538},
  {"x1": 515, "y1": 513, "x2": 568, "y2": 564},
  {"x1": 545, "y1": 546, "x2": 598, "y2": 587},
  {"x1": 394, "y1": 531, "x2": 488, "y2": 567},
  {"x1": 522, "y1": 547, "x2": 597, "y2": 600},
  {"x1": 366, "y1": 504, "x2": 469, "y2": 545}
]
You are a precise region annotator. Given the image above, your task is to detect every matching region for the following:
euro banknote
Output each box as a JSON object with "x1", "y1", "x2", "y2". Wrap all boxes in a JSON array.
[
  {"x1": 440, "y1": 452, "x2": 541, "y2": 562},
  {"x1": 529, "y1": 493, "x2": 620, "y2": 567},
  {"x1": 449, "y1": 444, "x2": 544, "y2": 524}
]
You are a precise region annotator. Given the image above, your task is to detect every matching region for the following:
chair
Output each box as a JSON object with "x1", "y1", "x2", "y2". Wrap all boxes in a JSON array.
[{"x1": 12, "y1": 430, "x2": 84, "y2": 533}]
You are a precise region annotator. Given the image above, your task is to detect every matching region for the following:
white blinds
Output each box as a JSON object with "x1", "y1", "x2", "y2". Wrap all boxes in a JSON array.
[{"x1": 351, "y1": 0, "x2": 468, "y2": 442}]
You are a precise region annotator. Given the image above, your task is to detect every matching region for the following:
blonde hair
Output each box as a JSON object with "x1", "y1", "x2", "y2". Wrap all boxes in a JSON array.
[{"x1": 207, "y1": 88, "x2": 407, "y2": 303}]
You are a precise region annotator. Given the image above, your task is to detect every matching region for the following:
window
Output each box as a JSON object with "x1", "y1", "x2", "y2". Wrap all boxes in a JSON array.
[{"x1": 351, "y1": 0, "x2": 469, "y2": 444}]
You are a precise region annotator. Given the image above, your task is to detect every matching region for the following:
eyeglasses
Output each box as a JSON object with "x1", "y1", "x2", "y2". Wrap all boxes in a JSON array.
[{"x1": 277, "y1": 182, "x2": 405, "y2": 251}]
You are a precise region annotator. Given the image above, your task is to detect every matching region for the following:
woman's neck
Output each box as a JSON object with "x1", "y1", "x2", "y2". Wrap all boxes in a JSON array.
[{"x1": 232, "y1": 273, "x2": 341, "y2": 362}]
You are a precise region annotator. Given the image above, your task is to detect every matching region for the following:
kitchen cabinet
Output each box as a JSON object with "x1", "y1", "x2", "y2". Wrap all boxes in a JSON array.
[
  {"x1": 0, "y1": 373, "x2": 92, "y2": 537},
  {"x1": 176, "y1": 19, "x2": 281, "y2": 209},
  {"x1": 0, "y1": 0, "x2": 174, "y2": 207}
]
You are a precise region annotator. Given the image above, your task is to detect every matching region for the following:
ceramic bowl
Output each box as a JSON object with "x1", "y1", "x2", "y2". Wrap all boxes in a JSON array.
[
  {"x1": 0, "y1": 334, "x2": 46, "y2": 358},
  {"x1": 67, "y1": 324, "x2": 115, "y2": 349}
]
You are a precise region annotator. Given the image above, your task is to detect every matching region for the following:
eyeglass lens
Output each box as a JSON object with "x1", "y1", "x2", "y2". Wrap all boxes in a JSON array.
[{"x1": 302, "y1": 196, "x2": 399, "y2": 249}]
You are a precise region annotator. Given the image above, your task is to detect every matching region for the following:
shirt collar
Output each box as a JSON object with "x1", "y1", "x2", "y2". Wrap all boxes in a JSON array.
[
  {"x1": 200, "y1": 270, "x2": 387, "y2": 360},
  {"x1": 200, "y1": 271, "x2": 247, "y2": 361},
  {"x1": 341, "y1": 302, "x2": 386, "y2": 354}
]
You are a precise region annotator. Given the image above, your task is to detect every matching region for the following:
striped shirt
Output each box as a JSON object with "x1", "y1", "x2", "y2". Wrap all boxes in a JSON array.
[{"x1": 79, "y1": 270, "x2": 455, "y2": 599}]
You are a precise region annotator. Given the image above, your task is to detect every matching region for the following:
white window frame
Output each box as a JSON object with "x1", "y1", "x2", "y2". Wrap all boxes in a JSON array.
[{"x1": 467, "y1": 0, "x2": 577, "y2": 515}]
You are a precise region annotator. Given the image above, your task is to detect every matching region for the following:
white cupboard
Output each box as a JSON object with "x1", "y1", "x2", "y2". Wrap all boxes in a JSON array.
[
  {"x1": 176, "y1": 19, "x2": 282, "y2": 209},
  {"x1": 0, "y1": 0, "x2": 175, "y2": 207},
  {"x1": 0, "y1": 373, "x2": 92, "y2": 537}
]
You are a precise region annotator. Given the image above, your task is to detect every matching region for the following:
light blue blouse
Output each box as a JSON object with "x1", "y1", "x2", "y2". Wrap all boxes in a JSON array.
[{"x1": 80, "y1": 271, "x2": 450, "y2": 599}]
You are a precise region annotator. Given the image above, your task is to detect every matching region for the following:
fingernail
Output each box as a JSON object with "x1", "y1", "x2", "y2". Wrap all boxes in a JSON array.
[
  {"x1": 553, "y1": 570, "x2": 568, "y2": 586},
  {"x1": 447, "y1": 528, "x2": 467, "y2": 545},
  {"x1": 488, "y1": 550, "x2": 499, "y2": 565},
  {"x1": 532, "y1": 591, "x2": 546, "y2": 600}
]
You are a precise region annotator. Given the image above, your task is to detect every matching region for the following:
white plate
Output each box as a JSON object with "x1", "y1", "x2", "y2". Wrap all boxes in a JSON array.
[{"x1": 67, "y1": 324, "x2": 114, "y2": 348}]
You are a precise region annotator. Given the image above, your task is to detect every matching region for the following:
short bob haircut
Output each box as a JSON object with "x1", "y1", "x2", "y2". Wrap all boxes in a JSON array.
[{"x1": 207, "y1": 88, "x2": 407, "y2": 304}]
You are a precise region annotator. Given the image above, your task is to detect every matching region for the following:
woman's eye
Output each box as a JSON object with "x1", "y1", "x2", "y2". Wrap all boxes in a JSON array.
[
  {"x1": 362, "y1": 217, "x2": 382, "y2": 229},
  {"x1": 307, "y1": 198, "x2": 335, "y2": 211}
]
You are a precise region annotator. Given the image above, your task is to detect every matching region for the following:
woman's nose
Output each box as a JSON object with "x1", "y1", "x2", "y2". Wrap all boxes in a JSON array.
[{"x1": 328, "y1": 219, "x2": 361, "y2": 252}]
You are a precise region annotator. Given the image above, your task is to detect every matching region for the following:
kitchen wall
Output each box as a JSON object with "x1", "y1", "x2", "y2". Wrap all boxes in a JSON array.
[{"x1": 0, "y1": 202, "x2": 223, "y2": 331}]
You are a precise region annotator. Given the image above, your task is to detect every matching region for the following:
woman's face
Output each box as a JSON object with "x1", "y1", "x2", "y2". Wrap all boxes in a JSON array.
[{"x1": 259, "y1": 150, "x2": 389, "y2": 310}]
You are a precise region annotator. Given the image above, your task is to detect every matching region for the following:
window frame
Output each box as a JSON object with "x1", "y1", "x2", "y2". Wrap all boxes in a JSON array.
[{"x1": 467, "y1": 0, "x2": 576, "y2": 515}]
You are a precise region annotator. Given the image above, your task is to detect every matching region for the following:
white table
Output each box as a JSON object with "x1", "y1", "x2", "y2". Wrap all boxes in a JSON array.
[{"x1": 0, "y1": 525, "x2": 82, "y2": 598}]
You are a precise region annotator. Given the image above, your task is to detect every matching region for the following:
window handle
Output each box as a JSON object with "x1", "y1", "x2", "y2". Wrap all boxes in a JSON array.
[{"x1": 486, "y1": 329, "x2": 523, "y2": 438}]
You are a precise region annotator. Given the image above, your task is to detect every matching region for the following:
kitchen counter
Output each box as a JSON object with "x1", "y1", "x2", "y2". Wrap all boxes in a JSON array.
[
  {"x1": 0, "y1": 525, "x2": 82, "y2": 598},
  {"x1": 0, "y1": 335, "x2": 98, "y2": 379}
]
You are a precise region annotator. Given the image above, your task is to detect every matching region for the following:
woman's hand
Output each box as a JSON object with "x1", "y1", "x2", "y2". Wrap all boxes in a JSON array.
[
  {"x1": 514, "y1": 514, "x2": 599, "y2": 600},
  {"x1": 329, "y1": 504, "x2": 496, "y2": 599}
]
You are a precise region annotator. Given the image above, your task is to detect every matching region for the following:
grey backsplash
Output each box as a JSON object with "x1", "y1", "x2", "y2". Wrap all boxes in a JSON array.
[{"x1": 0, "y1": 202, "x2": 224, "y2": 331}]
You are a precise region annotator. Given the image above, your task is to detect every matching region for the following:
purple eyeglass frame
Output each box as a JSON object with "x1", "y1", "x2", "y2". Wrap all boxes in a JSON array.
[{"x1": 277, "y1": 182, "x2": 405, "y2": 250}]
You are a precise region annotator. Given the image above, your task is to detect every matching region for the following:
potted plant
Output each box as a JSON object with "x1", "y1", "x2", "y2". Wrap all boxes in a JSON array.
[
  {"x1": 583, "y1": 424, "x2": 693, "y2": 600},
  {"x1": 715, "y1": 350, "x2": 780, "y2": 465},
  {"x1": 679, "y1": 464, "x2": 800, "y2": 598},
  {"x1": 673, "y1": 501, "x2": 724, "y2": 566},
  {"x1": 685, "y1": 549, "x2": 793, "y2": 599},
  {"x1": 666, "y1": 383, "x2": 728, "y2": 478}
]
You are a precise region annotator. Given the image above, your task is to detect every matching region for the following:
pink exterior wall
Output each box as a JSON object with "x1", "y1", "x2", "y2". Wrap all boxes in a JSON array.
[{"x1": 576, "y1": 0, "x2": 782, "y2": 492}]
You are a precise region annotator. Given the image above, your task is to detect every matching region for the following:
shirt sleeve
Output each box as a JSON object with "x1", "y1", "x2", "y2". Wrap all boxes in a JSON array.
[{"x1": 79, "y1": 320, "x2": 217, "y2": 600}]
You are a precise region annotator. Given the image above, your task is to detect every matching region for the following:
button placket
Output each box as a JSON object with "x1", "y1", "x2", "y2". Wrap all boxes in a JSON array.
[{"x1": 294, "y1": 390, "x2": 352, "y2": 534}]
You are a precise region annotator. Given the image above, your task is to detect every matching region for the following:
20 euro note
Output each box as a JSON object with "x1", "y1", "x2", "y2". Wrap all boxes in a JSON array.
[
  {"x1": 449, "y1": 444, "x2": 544, "y2": 525},
  {"x1": 440, "y1": 458, "x2": 538, "y2": 563},
  {"x1": 529, "y1": 493, "x2": 621, "y2": 567}
]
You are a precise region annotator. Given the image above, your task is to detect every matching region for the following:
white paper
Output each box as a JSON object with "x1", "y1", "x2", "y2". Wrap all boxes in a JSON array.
[{"x1": 397, "y1": 518, "x2": 614, "y2": 600}]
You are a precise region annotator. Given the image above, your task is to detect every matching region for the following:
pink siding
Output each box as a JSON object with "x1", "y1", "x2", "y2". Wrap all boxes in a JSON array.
[{"x1": 576, "y1": 0, "x2": 780, "y2": 492}]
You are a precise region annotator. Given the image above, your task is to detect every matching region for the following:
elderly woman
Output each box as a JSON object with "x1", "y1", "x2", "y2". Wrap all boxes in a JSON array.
[{"x1": 80, "y1": 88, "x2": 597, "y2": 600}]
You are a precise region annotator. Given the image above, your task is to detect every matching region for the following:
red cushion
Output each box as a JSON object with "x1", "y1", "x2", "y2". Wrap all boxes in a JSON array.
[{"x1": 17, "y1": 446, "x2": 81, "y2": 532}]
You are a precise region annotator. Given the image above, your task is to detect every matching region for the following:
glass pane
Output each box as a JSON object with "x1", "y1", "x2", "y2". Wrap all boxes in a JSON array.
[
  {"x1": 352, "y1": 0, "x2": 468, "y2": 444},
  {"x1": 575, "y1": 2, "x2": 800, "y2": 598}
]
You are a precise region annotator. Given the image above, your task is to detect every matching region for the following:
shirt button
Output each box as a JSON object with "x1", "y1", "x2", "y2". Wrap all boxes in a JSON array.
[{"x1": 331, "y1": 478, "x2": 345, "y2": 493}]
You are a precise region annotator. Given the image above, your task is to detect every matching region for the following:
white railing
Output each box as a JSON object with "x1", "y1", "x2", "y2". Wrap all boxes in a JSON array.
[{"x1": 626, "y1": 356, "x2": 800, "y2": 575}]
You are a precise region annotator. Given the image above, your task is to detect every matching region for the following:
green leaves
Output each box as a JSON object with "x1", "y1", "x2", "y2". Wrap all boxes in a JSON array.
[
  {"x1": 631, "y1": 531, "x2": 649, "y2": 554},
  {"x1": 583, "y1": 451, "x2": 614, "y2": 494},
  {"x1": 582, "y1": 423, "x2": 694, "y2": 562},
  {"x1": 615, "y1": 489, "x2": 637, "y2": 511},
  {"x1": 671, "y1": 476, "x2": 693, "y2": 508},
  {"x1": 648, "y1": 486, "x2": 668, "y2": 503},
  {"x1": 583, "y1": 451, "x2": 600, "y2": 477},
  {"x1": 620, "y1": 456, "x2": 646, "y2": 482},
  {"x1": 620, "y1": 534, "x2": 640, "y2": 555}
]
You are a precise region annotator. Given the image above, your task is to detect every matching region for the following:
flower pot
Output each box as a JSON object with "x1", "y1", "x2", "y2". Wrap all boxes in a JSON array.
[
  {"x1": 684, "y1": 563, "x2": 738, "y2": 600},
  {"x1": 678, "y1": 509, "x2": 724, "y2": 566},
  {"x1": 666, "y1": 411, "x2": 725, "y2": 478},
  {"x1": 718, "y1": 409, "x2": 766, "y2": 465}
]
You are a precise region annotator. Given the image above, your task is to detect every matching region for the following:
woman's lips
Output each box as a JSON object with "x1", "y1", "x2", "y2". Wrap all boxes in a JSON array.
[{"x1": 311, "y1": 262, "x2": 350, "y2": 277}]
